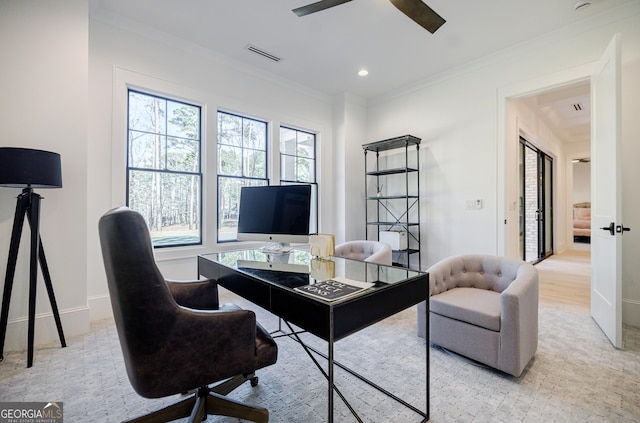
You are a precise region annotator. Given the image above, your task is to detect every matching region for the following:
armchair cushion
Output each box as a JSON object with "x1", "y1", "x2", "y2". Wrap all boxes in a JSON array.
[{"x1": 430, "y1": 288, "x2": 501, "y2": 332}]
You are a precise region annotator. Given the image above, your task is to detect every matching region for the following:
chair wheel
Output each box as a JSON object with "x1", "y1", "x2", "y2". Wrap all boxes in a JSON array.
[{"x1": 250, "y1": 376, "x2": 259, "y2": 387}]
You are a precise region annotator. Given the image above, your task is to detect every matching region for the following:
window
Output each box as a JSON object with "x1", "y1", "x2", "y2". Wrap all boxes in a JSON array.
[
  {"x1": 280, "y1": 126, "x2": 318, "y2": 233},
  {"x1": 127, "y1": 90, "x2": 202, "y2": 247},
  {"x1": 217, "y1": 111, "x2": 268, "y2": 242}
]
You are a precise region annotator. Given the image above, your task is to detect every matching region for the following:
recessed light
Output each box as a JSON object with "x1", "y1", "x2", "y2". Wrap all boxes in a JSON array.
[{"x1": 358, "y1": 69, "x2": 369, "y2": 77}]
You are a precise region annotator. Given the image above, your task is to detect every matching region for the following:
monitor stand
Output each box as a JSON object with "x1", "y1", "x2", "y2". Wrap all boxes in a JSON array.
[{"x1": 259, "y1": 242, "x2": 291, "y2": 254}]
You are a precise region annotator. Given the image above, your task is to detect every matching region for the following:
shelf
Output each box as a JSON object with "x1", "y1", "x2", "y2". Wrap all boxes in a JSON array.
[
  {"x1": 392, "y1": 248, "x2": 420, "y2": 255},
  {"x1": 363, "y1": 135, "x2": 421, "y2": 270},
  {"x1": 366, "y1": 195, "x2": 419, "y2": 200},
  {"x1": 362, "y1": 135, "x2": 421, "y2": 152},
  {"x1": 366, "y1": 167, "x2": 418, "y2": 176},
  {"x1": 367, "y1": 221, "x2": 419, "y2": 226}
]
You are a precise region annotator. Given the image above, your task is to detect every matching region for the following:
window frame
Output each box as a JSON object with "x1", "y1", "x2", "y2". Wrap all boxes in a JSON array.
[
  {"x1": 126, "y1": 88, "x2": 203, "y2": 248},
  {"x1": 279, "y1": 125, "x2": 319, "y2": 235},
  {"x1": 216, "y1": 110, "x2": 269, "y2": 243}
]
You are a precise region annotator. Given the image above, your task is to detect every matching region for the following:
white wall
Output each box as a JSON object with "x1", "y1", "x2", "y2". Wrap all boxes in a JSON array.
[
  {"x1": 364, "y1": 4, "x2": 640, "y2": 325},
  {"x1": 0, "y1": 0, "x2": 90, "y2": 351},
  {"x1": 332, "y1": 93, "x2": 368, "y2": 244},
  {"x1": 573, "y1": 161, "x2": 591, "y2": 204}
]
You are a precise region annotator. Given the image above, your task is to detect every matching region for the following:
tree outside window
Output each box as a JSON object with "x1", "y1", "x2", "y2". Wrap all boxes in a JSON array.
[{"x1": 127, "y1": 90, "x2": 202, "y2": 247}]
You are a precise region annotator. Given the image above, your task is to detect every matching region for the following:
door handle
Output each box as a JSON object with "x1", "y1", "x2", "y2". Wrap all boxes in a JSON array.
[
  {"x1": 616, "y1": 224, "x2": 631, "y2": 235},
  {"x1": 600, "y1": 222, "x2": 615, "y2": 236}
]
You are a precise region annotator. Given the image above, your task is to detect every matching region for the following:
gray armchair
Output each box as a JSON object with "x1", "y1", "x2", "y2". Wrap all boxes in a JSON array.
[
  {"x1": 99, "y1": 207, "x2": 277, "y2": 422},
  {"x1": 418, "y1": 254, "x2": 538, "y2": 377}
]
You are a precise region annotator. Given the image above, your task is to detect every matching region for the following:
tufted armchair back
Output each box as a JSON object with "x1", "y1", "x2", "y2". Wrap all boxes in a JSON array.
[{"x1": 429, "y1": 254, "x2": 533, "y2": 296}]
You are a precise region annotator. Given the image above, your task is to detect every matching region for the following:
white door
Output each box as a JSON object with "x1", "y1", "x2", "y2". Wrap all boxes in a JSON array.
[{"x1": 591, "y1": 34, "x2": 623, "y2": 348}]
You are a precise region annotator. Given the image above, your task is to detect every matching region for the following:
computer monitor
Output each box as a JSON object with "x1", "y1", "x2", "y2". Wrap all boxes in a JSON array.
[{"x1": 237, "y1": 184, "x2": 312, "y2": 252}]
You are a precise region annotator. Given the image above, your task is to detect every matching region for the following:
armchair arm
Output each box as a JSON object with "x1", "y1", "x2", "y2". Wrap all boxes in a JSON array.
[
  {"x1": 166, "y1": 278, "x2": 219, "y2": 310},
  {"x1": 499, "y1": 264, "x2": 538, "y2": 376},
  {"x1": 130, "y1": 305, "x2": 258, "y2": 398}
]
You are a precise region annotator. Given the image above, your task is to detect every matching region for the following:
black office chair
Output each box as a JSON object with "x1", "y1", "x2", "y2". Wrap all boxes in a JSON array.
[{"x1": 98, "y1": 207, "x2": 277, "y2": 423}]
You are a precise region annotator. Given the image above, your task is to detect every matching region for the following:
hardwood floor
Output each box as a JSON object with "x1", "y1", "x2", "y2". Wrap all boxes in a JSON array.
[{"x1": 535, "y1": 245, "x2": 591, "y2": 315}]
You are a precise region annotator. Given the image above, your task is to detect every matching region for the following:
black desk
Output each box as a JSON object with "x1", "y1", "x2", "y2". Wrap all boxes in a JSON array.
[{"x1": 198, "y1": 249, "x2": 430, "y2": 422}]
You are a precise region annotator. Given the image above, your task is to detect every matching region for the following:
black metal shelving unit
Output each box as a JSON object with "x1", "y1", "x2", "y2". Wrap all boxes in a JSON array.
[{"x1": 363, "y1": 135, "x2": 421, "y2": 270}]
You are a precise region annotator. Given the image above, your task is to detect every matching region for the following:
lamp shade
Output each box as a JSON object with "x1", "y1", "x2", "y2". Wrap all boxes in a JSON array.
[{"x1": 0, "y1": 147, "x2": 62, "y2": 188}]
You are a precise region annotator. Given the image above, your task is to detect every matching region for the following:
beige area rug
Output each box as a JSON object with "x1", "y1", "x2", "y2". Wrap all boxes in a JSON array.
[{"x1": 1, "y1": 280, "x2": 639, "y2": 422}]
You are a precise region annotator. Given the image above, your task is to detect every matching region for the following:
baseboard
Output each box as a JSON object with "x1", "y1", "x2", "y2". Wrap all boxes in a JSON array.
[
  {"x1": 88, "y1": 294, "x2": 113, "y2": 321},
  {"x1": 622, "y1": 298, "x2": 640, "y2": 328},
  {"x1": 1, "y1": 306, "x2": 90, "y2": 353}
]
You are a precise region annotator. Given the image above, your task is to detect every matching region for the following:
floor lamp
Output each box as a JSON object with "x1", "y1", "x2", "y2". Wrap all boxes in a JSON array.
[{"x1": 0, "y1": 147, "x2": 66, "y2": 368}]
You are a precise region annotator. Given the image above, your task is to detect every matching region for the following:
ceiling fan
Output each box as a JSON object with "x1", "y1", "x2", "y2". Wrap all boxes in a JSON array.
[{"x1": 293, "y1": 0, "x2": 446, "y2": 34}]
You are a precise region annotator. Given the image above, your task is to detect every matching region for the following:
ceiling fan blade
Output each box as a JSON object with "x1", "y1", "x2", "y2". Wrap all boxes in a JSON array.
[
  {"x1": 293, "y1": 0, "x2": 353, "y2": 17},
  {"x1": 388, "y1": 0, "x2": 446, "y2": 34}
]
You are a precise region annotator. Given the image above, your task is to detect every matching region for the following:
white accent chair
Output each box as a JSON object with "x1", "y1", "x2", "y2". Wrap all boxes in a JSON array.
[
  {"x1": 418, "y1": 254, "x2": 538, "y2": 377},
  {"x1": 334, "y1": 240, "x2": 393, "y2": 266}
]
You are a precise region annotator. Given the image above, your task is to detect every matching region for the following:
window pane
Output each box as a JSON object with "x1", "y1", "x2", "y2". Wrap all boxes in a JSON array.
[
  {"x1": 281, "y1": 155, "x2": 296, "y2": 180},
  {"x1": 218, "y1": 145, "x2": 242, "y2": 176},
  {"x1": 127, "y1": 90, "x2": 201, "y2": 248},
  {"x1": 279, "y1": 127, "x2": 316, "y2": 183},
  {"x1": 244, "y1": 149, "x2": 266, "y2": 178},
  {"x1": 129, "y1": 132, "x2": 166, "y2": 169},
  {"x1": 129, "y1": 92, "x2": 166, "y2": 134},
  {"x1": 296, "y1": 157, "x2": 315, "y2": 183},
  {"x1": 217, "y1": 177, "x2": 267, "y2": 242},
  {"x1": 218, "y1": 113, "x2": 243, "y2": 147},
  {"x1": 129, "y1": 170, "x2": 200, "y2": 246},
  {"x1": 217, "y1": 111, "x2": 268, "y2": 242},
  {"x1": 167, "y1": 137, "x2": 199, "y2": 172},
  {"x1": 167, "y1": 101, "x2": 200, "y2": 140},
  {"x1": 244, "y1": 119, "x2": 267, "y2": 150},
  {"x1": 280, "y1": 127, "x2": 296, "y2": 155},
  {"x1": 297, "y1": 132, "x2": 315, "y2": 158}
]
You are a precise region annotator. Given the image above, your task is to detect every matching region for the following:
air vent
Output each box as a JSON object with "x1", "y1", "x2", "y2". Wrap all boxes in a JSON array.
[
  {"x1": 246, "y1": 44, "x2": 281, "y2": 62},
  {"x1": 573, "y1": 103, "x2": 583, "y2": 111}
]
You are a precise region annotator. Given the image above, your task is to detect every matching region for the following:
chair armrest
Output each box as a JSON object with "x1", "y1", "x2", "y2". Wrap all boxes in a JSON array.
[
  {"x1": 500, "y1": 266, "x2": 538, "y2": 334},
  {"x1": 133, "y1": 306, "x2": 258, "y2": 397},
  {"x1": 166, "y1": 279, "x2": 219, "y2": 310},
  {"x1": 499, "y1": 265, "x2": 538, "y2": 375}
]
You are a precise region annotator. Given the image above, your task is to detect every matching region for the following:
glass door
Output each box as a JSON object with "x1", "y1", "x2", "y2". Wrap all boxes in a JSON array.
[{"x1": 519, "y1": 138, "x2": 553, "y2": 263}]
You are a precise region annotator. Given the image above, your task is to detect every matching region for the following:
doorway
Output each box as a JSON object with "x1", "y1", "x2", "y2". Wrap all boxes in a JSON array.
[
  {"x1": 506, "y1": 79, "x2": 592, "y2": 309},
  {"x1": 499, "y1": 36, "x2": 622, "y2": 347},
  {"x1": 519, "y1": 137, "x2": 553, "y2": 263}
]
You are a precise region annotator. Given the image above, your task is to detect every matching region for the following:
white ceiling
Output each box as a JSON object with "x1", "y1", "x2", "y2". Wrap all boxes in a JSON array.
[
  {"x1": 522, "y1": 81, "x2": 591, "y2": 145},
  {"x1": 90, "y1": 0, "x2": 626, "y2": 143}
]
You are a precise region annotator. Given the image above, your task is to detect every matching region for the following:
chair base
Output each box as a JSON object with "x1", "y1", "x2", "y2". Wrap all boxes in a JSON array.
[{"x1": 125, "y1": 373, "x2": 268, "y2": 423}]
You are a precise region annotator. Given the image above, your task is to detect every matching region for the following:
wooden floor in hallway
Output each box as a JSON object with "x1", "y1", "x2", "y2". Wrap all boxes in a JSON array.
[{"x1": 535, "y1": 244, "x2": 591, "y2": 315}]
